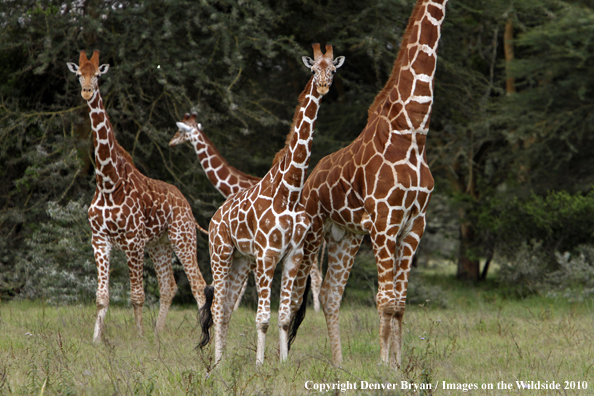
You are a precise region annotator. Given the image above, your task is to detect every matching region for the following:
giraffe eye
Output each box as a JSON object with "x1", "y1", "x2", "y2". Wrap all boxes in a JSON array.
[{"x1": 311, "y1": 70, "x2": 315, "y2": 74}]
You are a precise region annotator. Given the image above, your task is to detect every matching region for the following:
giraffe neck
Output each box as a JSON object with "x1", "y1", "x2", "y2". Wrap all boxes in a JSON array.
[
  {"x1": 87, "y1": 89, "x2": 122, "y2": 193},
  {"x1": 370, "y1": 0, "x2": 447, "y2": 139},
  {"x1": 277, "y1": 77, "x2": 321, "y2": 199},
  {"x1": 188, "y1": 130, "x2": 259, "y2": 198}
]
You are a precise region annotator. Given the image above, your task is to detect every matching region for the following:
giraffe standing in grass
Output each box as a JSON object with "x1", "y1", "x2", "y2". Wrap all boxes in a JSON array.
[
  {"x1": 67, "y1": 50, "x2": 207, "y2": 342},
  {"x1": 288, "y1": 0, "x2": 448, "y2": 369},
  {"x1": 169, "y1": 113, "x2": 324, "y2": 311},
  {"x1": 199, "y1": 44, "x2": 344, "y2": 365}
]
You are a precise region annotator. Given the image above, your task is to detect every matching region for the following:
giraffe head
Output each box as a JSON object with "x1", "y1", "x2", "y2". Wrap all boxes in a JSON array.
[
  {"x1": 301, "y1": 44, "x2": 345, "y2": 96},
  {"x1": 170, "y1": 113, "x2": 202, "y2": 147},
  {"x1": 66, "y1": 50, "x2": 110, "y2": 101}
]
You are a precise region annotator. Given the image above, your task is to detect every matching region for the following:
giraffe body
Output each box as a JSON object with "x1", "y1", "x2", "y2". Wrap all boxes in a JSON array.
[
  {"x1": 67, "y1": 51, "x2": 206, "y2": 342},
  {"x1": 289, "y1": 0, "x2": 447, "y2": 369},
  {"x1": 200, "y1": 44, "x2": 344, "y2": 365},
  {"x1": 169, "y1": 114, "x2": 324, "y2": 312}
]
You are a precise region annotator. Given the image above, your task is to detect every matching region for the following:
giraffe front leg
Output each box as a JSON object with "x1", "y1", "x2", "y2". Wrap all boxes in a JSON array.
[
  {"x1": 147, "y1": 243, "x2": 177, "y2": 334},
  {"x1": 92, "y1": 238, "x2": 112, "y2": 343},
  {"x1": 254, "y1": 253, "x2": 278, "y2": 366},
  {"x1": 319, "y1": 233, "x2": 363, "y2": 367},
  {"x1": 125, "y1": 248, "x2": 146, "y2": 338}
]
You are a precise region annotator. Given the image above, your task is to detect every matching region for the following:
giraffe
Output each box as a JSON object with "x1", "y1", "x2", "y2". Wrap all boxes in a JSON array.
[
  {"x1": 67, "y1": 50, "x2": 207, "y2": 342},
  {"x1": 199, "y1": 44, "x2": 344, "y2": 365},
  {"x1": 169, "y1": 114, "x2": 324, "y2": 311},
  {"x1": 288, "y1": 0, "x2": 448, "y2": 369}
]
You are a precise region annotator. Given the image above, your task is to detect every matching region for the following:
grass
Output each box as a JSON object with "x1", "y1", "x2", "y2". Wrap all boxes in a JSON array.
[{"x1": 1, "y1": 265, "x2": 594, "y2": 395}]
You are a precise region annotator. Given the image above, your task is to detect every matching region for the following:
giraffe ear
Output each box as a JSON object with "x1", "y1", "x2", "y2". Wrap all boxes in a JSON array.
[
  {"x1": 66, "y1": 62, "x2": 79, "y2": 74},
  {"x1": 333, "y1": 56, "x2": 345, "y2": 69},
  {"x1": 301, "y1": 56, "x2": 315, "y2": 69},
  {"x1": 98, "y1": 64, "x2": 110, "y2": 75}
]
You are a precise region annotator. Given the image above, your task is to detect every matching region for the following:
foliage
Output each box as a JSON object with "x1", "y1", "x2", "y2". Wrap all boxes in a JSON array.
[
  {"x1": 498, "y1": 242, "x2": 594, "y2": 301},
  {"x1": 484, "y1": 189, "x2": 594, "y2": 254},
  {"x1": 0, "y1": 0, "x2": 412, "y2": 300},
  {"x1": 2, "y1": 0, "x2": 594, "y2": 300}
]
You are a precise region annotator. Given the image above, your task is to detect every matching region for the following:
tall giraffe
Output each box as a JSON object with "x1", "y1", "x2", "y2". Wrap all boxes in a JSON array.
[
  {"x1": 169, "y1": 114, "x2": 324, "y2": 311},
  {"x1": 67, "y1": 51, "x2": 207, "y2": 342},
  {"x1": 289, "y1": 0, "x2": 447, "y2": 369},
  {"x1": 200, "y1": 44, "x2": 344, "y2": 365}
]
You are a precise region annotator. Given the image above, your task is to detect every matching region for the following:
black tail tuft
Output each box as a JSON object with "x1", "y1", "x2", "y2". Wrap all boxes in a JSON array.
[
  {"x1": 198, "y1": 285, "x2": 215, "y2": 349},
  {"x1": 288, "y1": 275, "x2": 311, "y2": 351}
]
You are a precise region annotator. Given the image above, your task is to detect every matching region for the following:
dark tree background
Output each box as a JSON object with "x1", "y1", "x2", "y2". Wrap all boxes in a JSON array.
[{"x1": 1, "y1": 0, "x2": 594, "y2": 304}]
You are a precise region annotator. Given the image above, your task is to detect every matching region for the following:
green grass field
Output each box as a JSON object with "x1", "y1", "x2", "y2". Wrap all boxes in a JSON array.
[{"x1": 1, "y1": 268, "x2": 593, "y2": 395}]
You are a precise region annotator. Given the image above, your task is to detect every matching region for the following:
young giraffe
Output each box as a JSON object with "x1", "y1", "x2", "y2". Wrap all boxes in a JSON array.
[
  {"x1": 289, "y1": 0, "x2": 448, "y2": 369},
  {"x1": 67, "y1": 51, "x2": 207, "y2": 342},
  {"x1": 200, "y1": 44, "x2": 344, "y2": 365},
  {"x1": 169, "y1": 114, "x2": 324, "y2": 311}
]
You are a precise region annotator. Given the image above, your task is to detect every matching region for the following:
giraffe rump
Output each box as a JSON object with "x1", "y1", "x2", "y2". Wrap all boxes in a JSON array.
[
  {"x1": 198, "y1": 285, "x2": 215, "y2": 348},
  {"x1": 366, "y1": 0, "x2": 426, "y2": 121},
  {"x1": 287, "y1": 274, "x2": 311, "y2": 351}
]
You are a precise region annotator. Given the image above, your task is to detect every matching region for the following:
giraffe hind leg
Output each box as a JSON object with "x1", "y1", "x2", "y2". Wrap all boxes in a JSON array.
[
  {"x1": 319, "y1": 233, "x2": 364, "y2": 367},
  {"x1": 125, "y1": 247, "x2": 147, "y2": 338},
  {"x1": 233, "y1": 277, "x2": 248, "y2": 312},
  {"x1": 147, "y1": 242, "x2": 177, "y2": 334}
]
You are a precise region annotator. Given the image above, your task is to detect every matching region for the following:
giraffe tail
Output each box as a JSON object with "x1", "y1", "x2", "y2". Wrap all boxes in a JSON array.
[
  {"x1": 288, "y1": 274, "x2": 311, "y2": 351},
  {"x1": 195, "y1": 223, "x2": 209, "y2": 236},
  {"x1": 198, "y1": 285, "x2": 215, "y2": 348}
]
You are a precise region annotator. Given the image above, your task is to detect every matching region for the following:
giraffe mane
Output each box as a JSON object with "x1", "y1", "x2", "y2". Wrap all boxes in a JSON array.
[
  {"x1": 272, "y1": 76, "x2": 314, "y2": 165},
  {"x1": 366, "y1": 0, "x2": 425, "y2": 120},
  {"x1": 116, "y1": 141, "x2": 136, "y2": 167}
]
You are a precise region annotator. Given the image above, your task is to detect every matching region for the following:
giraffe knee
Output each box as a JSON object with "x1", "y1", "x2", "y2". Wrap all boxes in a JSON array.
[
  {"x1": 378, "y1": 304, "x2": 405, "y2": 319},
  {"x1": 96, "y1": 293, "x2": 109, "y2": 309},
  {"x1": 130, "y1": 294, "x2": 145, "y2": 307},
  {"x1": 257, "y1": 322, "x2": 269, "y2": 334}
]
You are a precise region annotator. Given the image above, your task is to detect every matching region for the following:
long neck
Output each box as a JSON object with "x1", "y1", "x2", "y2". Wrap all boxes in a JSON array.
[
  {"x1": 369, "y1": 0, "x2": 447, "y2": 138},
  {"x1": 189, "y1": 131, "x2": 261, "y2": 198},
  {"x1": 278, "y1": 77, "x2": 321, "y2": 199},
  {"x1": 87, "y1": 89, "x2": 121, "y2": 192}
]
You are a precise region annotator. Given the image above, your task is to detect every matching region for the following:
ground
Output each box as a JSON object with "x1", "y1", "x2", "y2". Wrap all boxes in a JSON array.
[{"x1": 1, "y1": 264, "x2": 593, "y2": 395}]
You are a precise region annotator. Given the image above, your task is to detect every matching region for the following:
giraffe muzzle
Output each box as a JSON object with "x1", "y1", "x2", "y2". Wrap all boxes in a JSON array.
[
  {"x1": 81, "y1": 86, "x2": 94, "y2": 100},
  {"x1": 316, "y1": 84, "x2": 330, "y2": 95}
]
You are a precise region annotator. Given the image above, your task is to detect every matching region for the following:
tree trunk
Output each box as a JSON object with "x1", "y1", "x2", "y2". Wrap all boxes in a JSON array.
[
  {"x1": 457, "y1": 221, "x2": 480, "y2": 281},
  {"x1": 504, "y1": 18, "x2": 516, "y2": 94}
]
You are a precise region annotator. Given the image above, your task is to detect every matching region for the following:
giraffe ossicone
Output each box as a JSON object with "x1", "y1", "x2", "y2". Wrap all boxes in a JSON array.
[
  {"x1": 198, "y1": 43, "x2": 344, "y2": 366},
  {"x1": 67, "y1": 50, "x2": 207, "y2": 343},
  {"x1": 287, "y1": 0, "x2": 448, "y2": 370}
]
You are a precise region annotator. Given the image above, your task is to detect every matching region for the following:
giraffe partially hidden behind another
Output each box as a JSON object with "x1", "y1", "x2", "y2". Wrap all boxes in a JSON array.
[
  {"x1": 169, "y1": 114, "x2": 324, "y2": 312},
  {"x1": 288, "y1": 0, "x2": 448, "y2": 369},
  {"x1": 67, "y1": 50, "x2": 207, "y2": 342},
  {"x1": 199, "y1": 44, "x2": 344, "y2": 366}
]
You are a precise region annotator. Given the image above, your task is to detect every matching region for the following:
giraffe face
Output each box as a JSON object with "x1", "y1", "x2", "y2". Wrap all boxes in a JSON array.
[
  {"x1": 170, "y1": 113, "x2": 201, "y2": 147},
  {"x1": 302, "y1": 44, "x2": 345, "y2": 96},
  {"x1": 67, "y1": 50, "x2": 109, "y2": 101},
  {"x1": 170, "y1": 121, "x2": 202, "y2": 147}
]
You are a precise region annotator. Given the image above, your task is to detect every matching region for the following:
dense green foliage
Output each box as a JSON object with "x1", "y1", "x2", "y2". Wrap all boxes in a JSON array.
[{"x1": 1, "y1": 0, "x2": 594, "y2": 304}]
